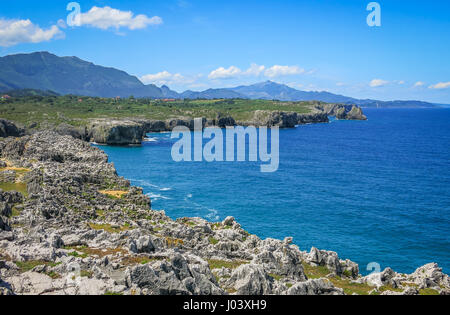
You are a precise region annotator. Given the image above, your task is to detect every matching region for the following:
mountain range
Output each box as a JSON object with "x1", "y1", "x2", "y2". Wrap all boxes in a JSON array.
[{"x1": 0, "y1": 52, "x2": 440, "y2": 108}]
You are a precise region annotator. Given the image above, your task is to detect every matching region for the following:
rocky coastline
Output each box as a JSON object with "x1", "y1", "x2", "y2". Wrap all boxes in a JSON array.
[
  {"x1": 0, "y1": 130, "x2": 448, "y2": 296},
  {"x1": 47, "y1": 104, "x2": 366, "y2": 146}
]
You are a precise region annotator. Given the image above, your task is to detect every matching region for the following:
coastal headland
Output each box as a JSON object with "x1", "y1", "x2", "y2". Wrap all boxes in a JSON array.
[{"x1": 0, "y1": 95, "x2": 366, "y2": 145}]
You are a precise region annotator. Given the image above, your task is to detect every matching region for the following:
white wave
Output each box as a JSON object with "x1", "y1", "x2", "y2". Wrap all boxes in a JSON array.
[
  {"x1": 134, "y1": 179, "x2": 160, "y2": 189},
  {"x1": 160, "y1": 187, "x2": 172, "y2": 191},
  {"x1": 146, "y1": 193, "x2": 171, "y2": 200},
  {"x1": 143, "y1": 137, "x2": 158, "y2": 142},
  {"x1": 205, "y1": 208, "x2": 220, "y2": 221}
]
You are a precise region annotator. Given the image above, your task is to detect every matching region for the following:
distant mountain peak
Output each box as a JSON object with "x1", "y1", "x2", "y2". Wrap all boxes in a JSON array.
[
  {"x1": 0, "y1": 52, "x2": 439, "y2": 108},
  {"x1": 0, "y1": 52, "x2": 178, "y2": 99}
]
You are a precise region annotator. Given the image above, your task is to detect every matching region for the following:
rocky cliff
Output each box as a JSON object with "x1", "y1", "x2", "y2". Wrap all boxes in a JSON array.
[
  {"x1": 0, "y1": 132, "x2": 448, "y2": 295},
  {"x1": 318, "y1": 104, "x2": 367, "y2": 121},
  {"x1": 17, "y1": 104, "x2": 367, "y2": 146},
  {"x1": 86, "y1": 120, "x2": 146, "y2": 145}
]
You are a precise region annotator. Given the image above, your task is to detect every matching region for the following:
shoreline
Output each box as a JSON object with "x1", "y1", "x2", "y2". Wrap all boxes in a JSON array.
[{"x1": 0, "y1": 130, "x2": 448, "y2": 295}]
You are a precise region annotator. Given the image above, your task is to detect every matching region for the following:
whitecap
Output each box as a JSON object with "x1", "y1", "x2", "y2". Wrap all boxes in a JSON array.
[
  {"x1": 143, "y1": 137, "x2": 158, "y2": 142},
  {"x1": 146, "y1": 193, "x2": 171, "y2": 200},
  {"x1": 205, "y1": 209, "x2": 220, "y2": 221}
]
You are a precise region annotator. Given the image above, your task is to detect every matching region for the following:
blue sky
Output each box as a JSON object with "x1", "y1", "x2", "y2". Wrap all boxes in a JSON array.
[{"x1": 0, "y1": 0, "x2": 449, "y2": 103}]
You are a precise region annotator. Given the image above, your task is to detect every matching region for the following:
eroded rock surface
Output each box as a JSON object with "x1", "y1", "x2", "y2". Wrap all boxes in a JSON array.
[{"x1": 0, "y1": 132, "x2": 446, "y2": 296}]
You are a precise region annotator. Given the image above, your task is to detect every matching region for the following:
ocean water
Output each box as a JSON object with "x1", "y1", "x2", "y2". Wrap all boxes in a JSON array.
[{"x1": 98, "y1": 109, "x2": 450, "y2": 275}]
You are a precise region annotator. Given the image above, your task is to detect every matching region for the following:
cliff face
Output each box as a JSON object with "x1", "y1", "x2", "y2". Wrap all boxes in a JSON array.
[
  {"x1": 12, "y1": 104, "x2": 366, "y2": 146},
  {"x1": 317, "y1": 104, "x2": 367, "y2": 121},
  {"x1": 0, "y1": 132, "x2": 448, "y2": 296},
  {"x1": 87, "y1": 120, "x2": 146, "y2": 145}
]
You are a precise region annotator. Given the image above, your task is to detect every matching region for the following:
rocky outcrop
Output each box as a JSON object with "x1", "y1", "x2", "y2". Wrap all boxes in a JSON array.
[
  {"x1": 138, "y1": 120, "x2": 167, "y2": 133},
  {"x1": 216, "y1": 114, "x2": 236, "y2": 128},
  {"x1": 249, "y1": 111, "x2": 298, "y2": 128},
  {"x1": 297, "y1": 113, "x2": 329, "y2": 124},
  {"x1": 0, "y1": 119, "x2": 24, "y2": 138},
  {"x1": 1, "y1": 132, "x2": 445, "y2": 296},
  {"x1": 317, "y1": 104, "x2": 367, "y2": 121},
  {"x1": 359, "y1": 263, "x2": 450, "y2": 295},
  {"x1": 87, "y1": 120, "x2": 145, "y2": 145},
  {"x1": 244, "y1": 111, "x2": 330, "y2": 128},
  {"x1": 304, "y1": 247, "x2": 359, "y2": 279},
  {"x1": 284, "y1": 279, "x2": 344, "y2": 295},
  {"x1": 53, "y1": 123, "x2": 87, "y2": 140},
  {"x1": 346, "y1": 106, "x2": 367, "y2": 120}
]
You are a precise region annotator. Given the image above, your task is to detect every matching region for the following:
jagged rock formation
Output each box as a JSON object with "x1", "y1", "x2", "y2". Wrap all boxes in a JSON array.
[
  {"x1": 345, "y1": 106, "x2": 367, "y2": 120},
  {"x1": 0, "y1": 132, "x2": 448, "y2": 295},
  {"x1": 243, "y1": 111, "x2": 329, "y2": 128},
  {"x1": 0, "y1": 120, "x2": 24, "y2": 138},
  {"x1": 318, "y1": 104, "x2": 367, "y2": 121}
]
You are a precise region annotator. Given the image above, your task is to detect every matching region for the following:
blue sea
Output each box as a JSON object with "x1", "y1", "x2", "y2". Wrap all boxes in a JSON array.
[{"x1": 98, "y1": 109, "x2": 450, "y2": 275}]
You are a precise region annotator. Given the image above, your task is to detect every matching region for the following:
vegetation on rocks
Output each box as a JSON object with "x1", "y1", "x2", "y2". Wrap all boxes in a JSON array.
[
  {"x1": 0, "y1": 132, "x2": 448, "y2": 296},
  {"x1": 0, "y1": 95, "x2": 365, "y2": 145}
]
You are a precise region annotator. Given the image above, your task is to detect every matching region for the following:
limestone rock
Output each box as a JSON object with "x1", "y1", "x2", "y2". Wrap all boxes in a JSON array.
[
  {"x1": 226, "y1": 264, "x2": 273, "y2": 295},
  {"x1": 87, "y1": 120, "x2": 145, "y2": 145},
  {"x1": 285, "y1": 279, "x2": 344, "y2": 295},
  {"x1": 346, "y1": 106, "x2": 367, "y2": 120}
]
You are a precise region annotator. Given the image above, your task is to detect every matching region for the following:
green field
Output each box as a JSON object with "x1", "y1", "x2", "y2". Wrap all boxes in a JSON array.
[{"x1": 0, "y1": 95, "x2": 320, "y2": 128}]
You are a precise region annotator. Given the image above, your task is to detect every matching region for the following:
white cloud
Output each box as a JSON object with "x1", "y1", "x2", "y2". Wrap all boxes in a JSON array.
[
  {"x1": 414, "y1": 81, "x2": 425, "y2": 88},
  {"x1": 429, "y1": 82, "x2": 450, "y2": 90},
  {"x1": 140, "y1": 71, "x2": 185, "y2": 85},
  {"x1": 265, "y1": 65, "x2": 305, "y2": 78},
  {"x1": 397, "y1": 80, "x2": 405, "y2": 85},
  {"x1": 207, "y1": 64, "x2": 308, "y2": 80},
  {"x1": 78, "y1": 6, "x2": 162, "y2": 30},
  {"x1": 0, "y1": 19, "x2": 63, "y2": 47},
  {"x1": 244, "y1": 63, "x2": 265, "y2": 76},
  {"x1": 208, "y1": 66, "x2": 242, "y2": 79},
  {"x1": 370, "y1": 79, "x2": 389, "y2": 87},
  {"x1": 140, "y1": 71, "x2": 202, "y2": 87}
]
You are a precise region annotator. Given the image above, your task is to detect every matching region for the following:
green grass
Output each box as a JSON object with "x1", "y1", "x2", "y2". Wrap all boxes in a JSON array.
[
  {"x1": 269, "y1": 273, "x2": 283, "y2": 281},
  {"x1": 121, "y1": 255, "x2": 164, "y2": 266},
  {"x1": 419, "y1": 288, "x2": 440, "y2": 295},
  {"x1": 208, "y1": 237, "x2": 219, "y2": 245},
  {"x1": 301, "y1": 261, "x2": 377, "y2": 295},
  {"x1": 104, "y1": 291, "x2": 123, "y2": 296},
  {"x1": 14, "y1": 260, "x2": 60, "y2": 273},
  {"x1": 68, "y1": 251, "x2": 88, "y2": 259},
  {"x1": 88, "y1": 223, "x2": 131, "y2": 233},
  {"x1": 0, "y1": 95, "x2": 318, "y2": 128},
  {"x1": 46, "y1": 271, "x2": 62, "y2": 279},
  {"x1": 80, "y1": 270, "x2": 94, "y2": 278},
  {"x1": 378, "y1": 285, "x2": 404, "y2": 294},
  {"x1": 11, "y1": 206, "x2": 23, "y2": 217},
  {"x1": 301, "y1": 262, "x2": 330, "y2": 279},
  {"x1": 0, "y1": 182, "x2": 28, "y2": 196},
  {"x1": 329, "y1": 277, "x2": 375, "y2": 295}
]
